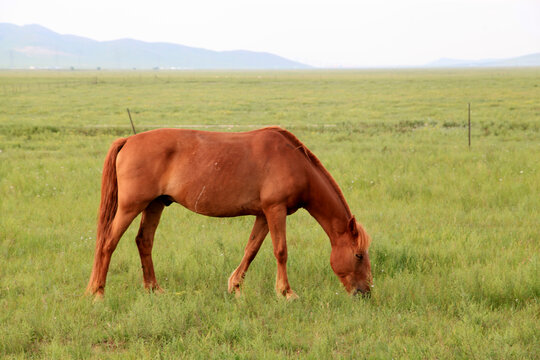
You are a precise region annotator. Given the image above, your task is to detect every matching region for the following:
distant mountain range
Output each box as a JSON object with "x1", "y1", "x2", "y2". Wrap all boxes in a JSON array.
[
  {"x1": 427, "y1": 53, "x2": 540, "y2": 68},
  {"x1": 1, "y1": 23, "x2": 539, "y2": 70},
  {"x1": 0, "y1": 23, "x2": 310, "y2": 70}
]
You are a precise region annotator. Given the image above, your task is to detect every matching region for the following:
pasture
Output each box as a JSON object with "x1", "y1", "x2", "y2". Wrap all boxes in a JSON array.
[{"x1": 0, "y1": 69, "x2": 539, "y2": 359}]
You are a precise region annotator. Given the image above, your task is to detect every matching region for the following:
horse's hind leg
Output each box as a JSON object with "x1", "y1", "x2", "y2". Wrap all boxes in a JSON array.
[
  {"x1": 228, "y1": 215, "x2": 268, "y2": 296},
  {"x1": 264, "y1": 205, "x2": 298, "y2": 300},
  {"x1": 89, "y1": 205, "x2": 142, "y2": 298},
  {"x1": 135, "y1": 198, "x2": 165, "y2": 292}
]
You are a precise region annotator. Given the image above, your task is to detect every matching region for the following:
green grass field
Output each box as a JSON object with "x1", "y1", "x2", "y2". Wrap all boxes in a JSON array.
[{"x1": 0, "y1": 69, "x2": 539, "y2": 359}]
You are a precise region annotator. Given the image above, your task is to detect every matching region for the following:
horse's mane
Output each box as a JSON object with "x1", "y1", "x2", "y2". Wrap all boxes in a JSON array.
[
  {"x1": 266, "y1": 126, "x2": 353, "y2": 219},
  {"x1": 357, "y1": 222, "x2": 371, "y2": 251}
]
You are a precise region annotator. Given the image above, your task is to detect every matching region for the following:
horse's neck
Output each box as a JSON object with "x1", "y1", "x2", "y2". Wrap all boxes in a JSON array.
[{"x1": 305, "y1": 169, "x2": 351, "y2": 246}]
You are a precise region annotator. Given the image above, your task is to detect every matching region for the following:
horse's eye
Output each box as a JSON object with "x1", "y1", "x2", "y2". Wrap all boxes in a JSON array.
[{"x1": 355, "y1": 253, "x2": 364, "y2": 261}]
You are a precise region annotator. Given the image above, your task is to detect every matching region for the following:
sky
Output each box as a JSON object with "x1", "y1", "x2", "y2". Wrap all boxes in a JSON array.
[{"x1": 1, "y1": 0, "x2": 539, "y2": 67}]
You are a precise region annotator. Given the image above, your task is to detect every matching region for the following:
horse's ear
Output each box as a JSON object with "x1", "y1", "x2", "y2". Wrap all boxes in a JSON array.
[{"x1": 348, "y1": 216, "x2": 358, "y2": 237}]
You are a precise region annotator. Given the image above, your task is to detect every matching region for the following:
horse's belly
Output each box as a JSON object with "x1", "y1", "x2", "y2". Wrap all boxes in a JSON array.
[{"x1": 168, "y1": 180, "x2": 262, "y2": 217}]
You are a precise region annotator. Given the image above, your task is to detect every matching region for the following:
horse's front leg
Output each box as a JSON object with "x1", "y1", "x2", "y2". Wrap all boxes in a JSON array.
[
  {"x1": 264, "y1": 205, "x2": 298, "y2": 300},
  {"x1": 228, "y1": 215, "x2": 269, "y2": 296}
]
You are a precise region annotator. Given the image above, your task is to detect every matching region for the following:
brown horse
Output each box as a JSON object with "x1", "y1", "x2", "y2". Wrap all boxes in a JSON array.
[{"x1": 86, "y1": 127, "x2": 372, "y2": 299}]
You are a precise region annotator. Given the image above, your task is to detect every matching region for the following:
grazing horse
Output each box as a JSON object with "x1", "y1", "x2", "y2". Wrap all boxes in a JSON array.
[{"x1": 86, "y1": 127, "x2": 372, "y2": 299}]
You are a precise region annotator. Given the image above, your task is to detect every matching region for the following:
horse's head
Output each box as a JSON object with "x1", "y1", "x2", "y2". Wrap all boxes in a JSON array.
[{"x1": 330, "y1": 217, "x2": 372, "y2": 296}]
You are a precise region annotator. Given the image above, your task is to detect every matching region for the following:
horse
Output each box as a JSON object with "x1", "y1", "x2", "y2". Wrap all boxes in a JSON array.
[{"x1": 86, "y1": 126, "x2": 372, "y2": 300}]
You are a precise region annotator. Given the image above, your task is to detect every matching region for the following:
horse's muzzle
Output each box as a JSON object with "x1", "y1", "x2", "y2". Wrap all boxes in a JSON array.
[{"x1": 353, "y1": 286, "x2": 371, "y2": 298}]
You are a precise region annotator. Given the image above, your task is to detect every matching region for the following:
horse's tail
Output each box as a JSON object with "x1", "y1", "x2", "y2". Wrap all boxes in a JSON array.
[
  {"x1": 87, "y1": 137, "x2": 127, "y2": 294},
  {"x1": 96, "y1": 137, "x2": 127, "y2": 248}
]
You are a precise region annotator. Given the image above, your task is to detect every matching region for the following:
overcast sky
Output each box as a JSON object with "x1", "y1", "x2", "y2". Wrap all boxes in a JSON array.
[{"x1": 1, "y1": 0, "x2": 539, "y2": 67}]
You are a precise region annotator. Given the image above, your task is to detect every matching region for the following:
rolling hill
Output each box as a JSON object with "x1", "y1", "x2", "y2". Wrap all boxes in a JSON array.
[{"x1": 0, "y1": 23, "x2": 310, "y2": 70}]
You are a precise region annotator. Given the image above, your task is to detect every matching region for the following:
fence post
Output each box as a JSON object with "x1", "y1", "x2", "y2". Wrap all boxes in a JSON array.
[
  {"x1": 127, "y1": 108, "x2": 137, "y2": 135},
  {"x1": 468, "y1": 103, "x2": 471, "y2": 149}
]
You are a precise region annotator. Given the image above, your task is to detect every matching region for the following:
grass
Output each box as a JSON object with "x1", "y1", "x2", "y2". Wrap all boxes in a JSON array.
[{"x1": 0, "y1": 69, "x2": 539, "y2": 359}]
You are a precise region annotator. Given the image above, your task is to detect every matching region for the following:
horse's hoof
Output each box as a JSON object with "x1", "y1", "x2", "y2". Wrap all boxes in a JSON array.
[
  {"x1": 227, "y1": 280, "x2": 235, "y2": 294},
  {"x1": 145, "y1": 284, "x2": 164, "y2": 294},
  {"x1": 277, "y1": 288, "x2": 299, "y2": 300},
  {"x1": 229, "y1": 287, "x2": 242, "y2": 298},
  {"x1": 92, "y1": 292, "x2": 104, "y2": 302},
  {"x1": 227, "y1": 272, "x2": 242, "y2": 295},
  {"x1": 285, "y1": 290, "x2": 299, "y2": 301},
  {"x1": 153, "y1": 285, "x2": 164, "y2": 294},
  {"x1": 228, "y1": 282, "x2": 242, "y2": 298}
]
